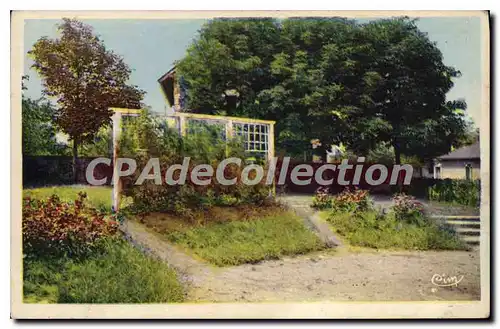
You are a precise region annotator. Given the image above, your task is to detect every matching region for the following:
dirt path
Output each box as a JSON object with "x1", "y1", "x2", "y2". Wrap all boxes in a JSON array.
[
  {"x1": 191, "y1": 248, "x2": 480, "y2": 302},
  {"x1": 121, "y1": 220, "x2": 480, "y2": 303}
]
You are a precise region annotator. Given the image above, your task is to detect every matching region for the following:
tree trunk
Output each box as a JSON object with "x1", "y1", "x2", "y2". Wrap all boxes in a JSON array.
[
  {"x1": 393, "y1": 139, "x2": 401, "y2": 165},
  {"x1": 393, "y1": 139, "x2": 403, "y2": 192},
  {"x1": 72, "y1": 139, "x2": 79, "y2": 183}
]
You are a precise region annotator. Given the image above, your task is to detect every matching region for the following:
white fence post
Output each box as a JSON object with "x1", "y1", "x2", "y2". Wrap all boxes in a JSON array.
[
  {"x1": 225, "y1": 120, "x2": 233, "y2": 156},
  {"x1": 111, "y1": 111, "x2": 122, "y2": 212}
]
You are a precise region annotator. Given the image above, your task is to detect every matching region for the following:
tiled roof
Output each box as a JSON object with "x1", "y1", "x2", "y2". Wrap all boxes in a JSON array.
[{"x1": 437, "y1": 142, "x2": 480, "y2": 160}]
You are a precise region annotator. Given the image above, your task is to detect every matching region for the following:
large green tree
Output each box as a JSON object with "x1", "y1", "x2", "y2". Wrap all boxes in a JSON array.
[
  {"x1": 177, "y1": 18, "x2": 369, "y2": 157},
  {"x1": 175, "y1": 17, "x2": 470, "y2": 162},
  {"x1": 176, "y1": 18, "x2": 282, "y2": 116},
  {"x1": 359, "y1": 17, "x2": 467, "y2": 163},
  {"x1": 29, "y1": 18, "x2": 145, "y2": 181}
]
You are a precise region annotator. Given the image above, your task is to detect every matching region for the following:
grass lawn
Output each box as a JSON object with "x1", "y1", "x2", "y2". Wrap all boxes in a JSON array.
[
  {"x1": 24, "y1": 185, "x2": 111, "y2": 208},
  {"x1": 23, "y1": 185, "x2": 183, "y2": 303},
  {"x1": 23, "y1": 238, "x2": 184, "y2": 303},
  {"x1": 24, "y1": 185, "x2": 325, "y2": 271},
  {"x1": 426, "y1": 201, "x2": 480, "y2": 216},
  {"x1": 321, "y1": 210, "x2": 468, "y2": 251},
  {"x1": 23, "y1": 185, "x2": 132, "y2": 211},
  {"x1": 161, "y1": 212, "x2": 326, "y2": 266}
]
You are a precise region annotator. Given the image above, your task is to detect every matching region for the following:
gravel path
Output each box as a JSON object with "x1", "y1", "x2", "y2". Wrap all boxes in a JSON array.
[
  {"x1": 122, "y1": 220, "x2": 480, "y2": 303},
  {"x1": 190, "y1": 247, "x2": 480, "y2": 302}
]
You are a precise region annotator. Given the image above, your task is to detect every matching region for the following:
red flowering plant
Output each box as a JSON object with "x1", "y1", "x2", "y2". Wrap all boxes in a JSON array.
[
  {"x1": 312, "y1": 187, "x2": 373, "y2": 212},
  {"x1": 392, "y1": 193, "x2": 427, "y2": 226},
  {"x1": 331, "y1": 188, "x2": 373, "y2": 213},
  {"x1": 22, "y1": 192, "x2": 119, "y2": 258},
  {"x1": 311, "y1": 187, "x2": 333, "y2": 209}
]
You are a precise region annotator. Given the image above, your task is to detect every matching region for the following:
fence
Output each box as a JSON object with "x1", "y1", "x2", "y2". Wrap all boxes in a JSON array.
[
  {"x1": 111, "y1": 108, "x2": 276, "y2": 211},
  {"x1": 22, "y1": 156, "x2": 112, "y2": 187},
  {"x1": 167, "y1": 112, "x2": 275, "y2": 160},
  {"x1": 23, "y1": 155, "x2": 448, "y2": 202},
  {"x1": 275, "y1": 159, "x2": 443, "y2": 197}
]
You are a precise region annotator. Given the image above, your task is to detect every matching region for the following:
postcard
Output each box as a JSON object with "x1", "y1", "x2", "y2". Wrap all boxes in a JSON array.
[{"x1": 11, "y1": 10, "x2": 490, "y2": 319}]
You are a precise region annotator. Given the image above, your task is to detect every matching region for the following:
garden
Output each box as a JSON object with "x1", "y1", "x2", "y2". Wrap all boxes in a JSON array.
[
  {"x1": 19, "y1": 17, "x2": 484, "y2": 306},
  {"x1": 117, "y1": 111, "x2": 325, "y2": 263},
  {"x1": 428, "y1": 179, "x2": 481, "y2": 211},
  {"x1": 22, "y1": 189, "x2": 184, "y2": 303},
  {"x1": 22, "y1": 111, "x2": 326, "y2": 303},
  {"x1": 22, "y1": 110, "x2": 478, "y2": 303},
  {"x1": 312, "y1": 187, "x2": 469, "y2": 251}
]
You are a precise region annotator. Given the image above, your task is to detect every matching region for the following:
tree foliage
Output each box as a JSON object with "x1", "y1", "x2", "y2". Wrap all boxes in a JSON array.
[
  {"x1": 22, "y1": 96, "x2": 64, "y2": 156},
  {"x1": 22, "y1": 76, "x2": 66, "y2": 156},
  {"x1": 358, "y1": 18, "x2": 467, "y2": 163},
  {"x1": 28, "y1": 19, "x2": 145, "y2": 178},
  {"x1": 176, "y1": 17, "x2": 471, "y2": 162}
]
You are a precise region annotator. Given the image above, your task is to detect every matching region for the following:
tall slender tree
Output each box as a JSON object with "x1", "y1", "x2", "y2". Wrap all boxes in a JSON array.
[{"x1": 29, "y1": 18, "x2": 144, "y2": 181}]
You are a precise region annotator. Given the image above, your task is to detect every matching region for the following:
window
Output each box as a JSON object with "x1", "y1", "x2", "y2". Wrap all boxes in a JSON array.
[
  {"x1": 232, "y1": 122, "x2": 269, "y2": 155},
  {"x1": 434, "y1": 165, "x2": 441, "y2": 179},
  {"x1": 465, "y1": 163, "x2": 473, "y2": 180}
]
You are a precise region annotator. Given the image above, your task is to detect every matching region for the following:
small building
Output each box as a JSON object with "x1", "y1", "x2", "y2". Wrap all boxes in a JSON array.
[
  {"x1": 158, "y1": 66, "x2": 184, "y2": 112},
  {"x1": 433, "y1": 142, "x2": 480, "y2": 180}
]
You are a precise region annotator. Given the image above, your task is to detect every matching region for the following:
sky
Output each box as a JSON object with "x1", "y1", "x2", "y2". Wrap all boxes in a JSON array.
[{"x1": 23, "y1": 16, "x2": 483, "y2": 126}]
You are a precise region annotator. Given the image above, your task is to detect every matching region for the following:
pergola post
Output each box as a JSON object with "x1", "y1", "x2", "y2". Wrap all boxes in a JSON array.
[
  {"x1": 268, "y1": 123, "x2": 275, "y2": 161},
  {"x1": 110, "y1": 108, "x2": 142, "y2": 213},
  {"x1": 268, "y1": 123, "x2": 276, "y2": 195},
  {"x1": 179, "y1": 116, "x2": 187, "y2": 136},
  {"x1": 225, "y1": 120, "x2": 233, "y2": 156},
  {"x1": 111, "y1": 111, "x2": 122, "y2": 212}
]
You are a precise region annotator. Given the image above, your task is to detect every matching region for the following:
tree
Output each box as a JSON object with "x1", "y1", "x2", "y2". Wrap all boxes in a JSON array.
[
  {"x1": 22, "y1": 96, "x2": 63, "y2": 156},
  {"x1": 456, "y1": 118, "x2": 479, "y2": 147},
  {"x1": 22, "y1": 76, "x2": 65, "y2": 156},
  {"x1": 176, "y1": 18, "x2": 368, "y2": 158},
  {"x1": 78, "y1": 126, "x2": 111, "y2": 157},
  {"x1": 176, "y1": 18, "x2": 282, "y2": 116},
  {"x1": 359, "y1": 18, "x2": 466, "y2": 163},
  {"x1": 397, "y1": 100, "x2": 471, "y2": 161},
  {"x1": 274, "y1": 18, "x2": 381, "y2": 158},
  {"x1": 29, "y1": 18, "x2": 144, "y2": 181},
  {"x1": 176, "y1": 17, "x2": 470, "y2": 162}
]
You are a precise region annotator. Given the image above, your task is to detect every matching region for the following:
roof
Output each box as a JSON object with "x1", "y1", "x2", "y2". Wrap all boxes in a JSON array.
[
  {"x1": 158, "y1": 66, "x2": 176, "y2": 107},
  {"x1": 157, "y1": 66, "x2": 176, "y2": 83},
  {"x1": 437, "y1": 142, "x2": 480, "y2": 160}
]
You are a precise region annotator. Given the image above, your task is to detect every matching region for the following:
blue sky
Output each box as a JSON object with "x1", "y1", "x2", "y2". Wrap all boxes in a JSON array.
[{"x1": 23, "y1": 17, "x2": 482, "y2": 126}]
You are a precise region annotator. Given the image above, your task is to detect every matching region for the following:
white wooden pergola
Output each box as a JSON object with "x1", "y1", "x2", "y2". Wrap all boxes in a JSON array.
[{"x1": 110, "y1": 108, "x2": 276, "y2": 212}]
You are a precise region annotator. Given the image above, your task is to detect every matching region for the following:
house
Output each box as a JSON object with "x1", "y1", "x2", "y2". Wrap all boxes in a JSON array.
[
  {"x1": 433, "y1": 142, "x2": 480, "y2": 180},
  {"x1": 158, "y1": 66, "x2": 184, "y2": 112},
  {"x1": 158, "y1": 66, "x2": 241, "y2": 114}
]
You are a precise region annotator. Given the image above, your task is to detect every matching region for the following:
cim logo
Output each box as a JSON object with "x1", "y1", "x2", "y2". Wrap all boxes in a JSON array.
[{"x1": 431, "y1": 273, "x2": 464, "y2": 287}]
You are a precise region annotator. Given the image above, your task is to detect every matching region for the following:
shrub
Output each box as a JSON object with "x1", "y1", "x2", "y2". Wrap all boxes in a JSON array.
[
  {"x1": 326, "y1": 210, "x2": 467, "y2": 251},
  {"x1": 311, "y1": 187, "x2": 332, "y2": 209},
  {"x1": 120, "y1": 110, "x2": 273, "y2": 217},
  {"x1": 123, "y1": 161, "x2": 271, "y2": 219},
  {"x1": 312, "y1": 188, "x2": 373, "y2": 213},
  {"x1": 392, "y1": 193, "x2": 426, "y2": 226},
  {"x1": 331, "y1": 188, "x2": 373, "y2": 213},
  {"x1": 428, "y1": 179, "x2": 480, "y2": 207},
  {"x1": 23, "y1": 192, "x2": 119, "y2": 258}
]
